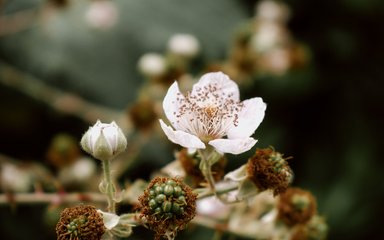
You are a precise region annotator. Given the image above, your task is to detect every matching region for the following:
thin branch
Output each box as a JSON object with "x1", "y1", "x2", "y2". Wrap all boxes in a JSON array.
[
  {"x1": 0, "y1": 61, "x2": 131, "y2": 132},
  {"x1": 0, "y1": 192, "x2": 108, "y2": 205}
]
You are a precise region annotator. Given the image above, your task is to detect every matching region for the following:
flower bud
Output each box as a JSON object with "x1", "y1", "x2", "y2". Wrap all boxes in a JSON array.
[
  {"x1": 80, "y1": 120, "x2": 127, "y2": 161},
  {"x1": 138, "y1": 53, "x2": 167, "y2": 77},
  {"x1": 167, "y1": 34, "x2": 200, "y2": 58}
]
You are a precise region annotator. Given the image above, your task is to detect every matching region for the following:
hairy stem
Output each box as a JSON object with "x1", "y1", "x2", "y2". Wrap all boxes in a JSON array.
[
  {"x1": 102, "y1": 159, "x2": 116, "y2": 213},
  {"x1": 197, "y1": 149, "x2": 217, "y2": 193}
]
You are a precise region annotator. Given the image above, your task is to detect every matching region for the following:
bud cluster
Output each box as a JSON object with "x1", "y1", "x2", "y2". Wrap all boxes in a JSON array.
[
  {"x1": 247, "y1": 147, "x2": 292, "y2": 195},
  {"x1": 277, "y1": 187, "x2": 317, "y2": 226},
  {"x1": 138, "y1": 177, "x2": 197, "y2": 240},
  {"x1": 56, "y1": 205, "x2": 105, "y2": 240}
]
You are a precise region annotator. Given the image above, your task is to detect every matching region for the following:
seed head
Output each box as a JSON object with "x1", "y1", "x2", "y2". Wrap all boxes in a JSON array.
[
  {"x1": 277, "y1": 187, "x2": 317, "y2": 226},
  {"x1": 247, "y1": 147, "x2": 293, "y2": 195},
  {"x1": 56, "y1": 205, "x2": 105, "y2": 240},
  {"x1": 138, "y1": 177, "x2": 197, "y2": 240}
]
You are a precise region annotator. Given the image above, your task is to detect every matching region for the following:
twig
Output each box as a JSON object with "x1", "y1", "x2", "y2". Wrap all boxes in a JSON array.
[
  {"x1": 0, "y1": 61, "x2": 131, "y2": 132},
  {"x1": 0, "y1": 192, "x2": 108, "y2": 205}
]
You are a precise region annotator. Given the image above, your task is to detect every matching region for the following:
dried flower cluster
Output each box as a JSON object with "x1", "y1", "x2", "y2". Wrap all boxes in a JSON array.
[
  {"x1": 247, "y1": 147, "x2": 292, "y2": 195},
  {"x1": 138, "y1": 177, "x2": 197, "y2": 240},
  {"x1": 277, "y1": 187, "x2": 317, "y2": 226},
  {"x1": 56, "y1": 205, "x2": 105, "y2": 240}
]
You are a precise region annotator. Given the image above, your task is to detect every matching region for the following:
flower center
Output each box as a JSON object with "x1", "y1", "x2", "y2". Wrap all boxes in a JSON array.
[{"x1": 174, "y1": 83, "x2": 243, "y2": 141}]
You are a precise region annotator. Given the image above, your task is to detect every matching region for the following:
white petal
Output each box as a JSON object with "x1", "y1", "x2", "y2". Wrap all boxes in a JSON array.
[
  {"x1": 97, "y1": 210, "x2": 120, "y2": 230},
  {"x1": 192, "y1": 72, "x2": 240, "y2": 101},
  {"x1": 159, "y1": 120, "x2": 206, "y2": 149},
  {"x1": 209, "y1": 137, "x2": 257, "y2": 155},
  {"x1": 224, "y1": 165, "x2": 248, "y2": 182},
  {"x1": 162, "y1": 81, "x2": 184, "y2": 129},
  {"x1": 227, "y1": 97, "x2": 266, "y2": 139}
]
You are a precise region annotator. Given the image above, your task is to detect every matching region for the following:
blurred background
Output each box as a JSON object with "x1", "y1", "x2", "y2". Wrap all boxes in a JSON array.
[{"x1": 0, "y1": 0, "x2": 383, "y2": 239}]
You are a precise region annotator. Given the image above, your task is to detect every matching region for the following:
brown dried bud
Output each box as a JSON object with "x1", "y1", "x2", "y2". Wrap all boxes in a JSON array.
[
  {"x1": 138, "y1": 177, "x2": 197, "y2": 240},
  {"x1": 128, "y1": 99, "x2": 158, "y2": 131},
  {"x1": 46, "y1": 134, "x2": 80, "y2": 168},
  {"x1": 56, "y1": 205, "x2": 105, "y2": 240},
  {"x1": 277, "y1": 187, "x2": 317, "y2": 226},
  {"x1": 290, "y1": 215, "x2": 328, "y2": 240},
  {"x1": 246, "y1": 147, "x2": 292, "y2": 195}
]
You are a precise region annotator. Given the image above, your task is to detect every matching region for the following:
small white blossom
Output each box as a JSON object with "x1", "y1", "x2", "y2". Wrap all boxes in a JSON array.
[
  {"x1": 81, "y1": 120, "x2": 127, "y2": 161},
  {"x1": 138, "y1": 53, "x2": 167, "y2": 77},
  {"x1": 168, "y1": 33, "x2": 200, "y2": 58},
  {"x1": 255, "y1": 0, "x2": 290, "y2": 23},
  {"x1": 85, "y1": 1, "x2": 118, "y2": 30},
  {"x1": 1, "y1": 163, "x2": 32, "y2": 192},
  {"x1": 251, "y1": 22, "x2": 284, "y2": 52},
  {"x1": 159, "y1": 72, "x2": 266, "y2": 155},
  {"x1": 58, "y1": 157, "x2": 97, "y2": 186}
]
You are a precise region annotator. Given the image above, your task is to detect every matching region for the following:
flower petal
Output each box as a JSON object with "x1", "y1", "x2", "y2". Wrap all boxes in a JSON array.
[
  {"x1": 227, "y1": 97, "x2": 266, "y2": 139},
  {"x1": 97, "y1": 210, "x2": 120, "y2": 230},
  {"x1": 162, "y1": 81, "x2": 184, "y2": 129},
  {"x1": 209, "y1": 137, "x2": 257, "y2": 155},
  {"x1": 192, "y1": 72, "x2": 240, "y2": 101},
  {"x1": 159, "y1": 120, "x2": 206, "y2": 149},
  {"x1": 224, "y1": 165, "x2": 248, "y2": 182}
]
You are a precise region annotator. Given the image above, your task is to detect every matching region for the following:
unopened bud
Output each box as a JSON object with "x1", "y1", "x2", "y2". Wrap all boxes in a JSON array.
[
  {"x1": 80, "y1": 120, "x2": 127, "y2": 161},
  {"x1": 167, "y1": 34, "x2": 200, "y2": 58}
]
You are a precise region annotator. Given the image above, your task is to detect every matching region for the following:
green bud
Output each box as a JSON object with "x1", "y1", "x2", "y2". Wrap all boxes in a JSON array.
[
  {"x1": 178, "y1": 196, "x2": 186, "y2": 205},
  {"x1": 154, "y1": 207, "x2": 162, "y2": 214},
  {"x1": 149, "y1": 190, "x2": 156, "y2": 197},
  {"x1": 164, "y1": 185, "x2": 174, "y2": 196},
  {"x1": 156, "y1": 194, "x2": 166, "y2": 203},
  {"x1": 171, "y1": 203, "x2": 181, "y2": 214},
  {"x1": 149, "y1": 199, "x2": 157, "y2": 209},
  {"x1": 166, "y1": 180, "x2": 176, "y2": 186},
  {"x1": 173, "y1": 186, "x2": 183, "y2": 197},
  {"x1": 155, "y1": 186, "x2": 164, "y2": 194},
  {"x1": 162, "y1": 201, "x2": 172, "y2": 212}
]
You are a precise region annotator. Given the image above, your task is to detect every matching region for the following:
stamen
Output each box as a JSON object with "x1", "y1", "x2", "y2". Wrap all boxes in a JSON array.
[{"x1": 174, "y1": 83, "x2": 243, "y2": 141}]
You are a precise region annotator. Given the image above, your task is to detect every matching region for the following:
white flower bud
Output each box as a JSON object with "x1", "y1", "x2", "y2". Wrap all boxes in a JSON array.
[
  {"x1": 1, "y1": 163, "x2": 32, "y2": 192},
  {"x1": 81, "y1": 120, "x2": 127, "y2": 161},
  {"x1": 255, "y1": 0, "x2": 290, "y2": 23},
  {"x1": 167, "y1": 34, "x2": 200, "y2": 58},
  {"x1": 85, "y1": 1, "x2": 118, "y2": 30},
  {"x1": 138, "y1": 53, "x2": 167, "y2": 77}
]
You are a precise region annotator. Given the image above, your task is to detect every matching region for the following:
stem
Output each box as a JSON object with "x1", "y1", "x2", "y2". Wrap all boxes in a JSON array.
[
  {"x1": 197, "y1": 183, "x2": 238, "y2": 200},
  {"x1": 102, "y1": 160, "x2": 116, "y2": 213},
  {"x1": 197, "y1": 149, "x2": 216, "y2": 192}
]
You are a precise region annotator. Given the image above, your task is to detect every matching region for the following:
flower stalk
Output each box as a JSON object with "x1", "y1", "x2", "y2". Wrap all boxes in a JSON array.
[
  {"x1": 102, "y1": 159, "x2": 116, "y2": 213},
  {"x1": 197, "y1": 148, "x2": 221, "y2": 193}
]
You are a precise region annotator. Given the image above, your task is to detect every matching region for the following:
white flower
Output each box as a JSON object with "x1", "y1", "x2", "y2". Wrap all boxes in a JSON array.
[
  {"x1": 255, "y1": 0, "x2": 290, "y2": 23},
  {"x1": 1, "y1": 163, "x2": 32, "y2": 192},
  {"x1": 81, "y1": 120, "x2": 127, "y2": 161},
  {"x1": 159, "y1": 72, "x2": 266, "y2": 154},
  {"x1": 168, "y1": 33, "x2": 200, "y2": 58},
  {"x1": 85, "y1": 1, "x2": 118, "y2": 30},
  {"x1": 138, "y1": 53, "x2": 167, "y2": 77}
]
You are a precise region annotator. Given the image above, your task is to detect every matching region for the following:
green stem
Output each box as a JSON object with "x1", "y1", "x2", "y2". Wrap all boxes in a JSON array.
[
  {"x1": 102, "y1": 159, "x2": 116, "y2": 213},
  {"x1": 197, "y1": 149, "x2": 216, "y2": 193},
  {"x1": 196, "y1": 184, "x2": 238, "y2": 199}
]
